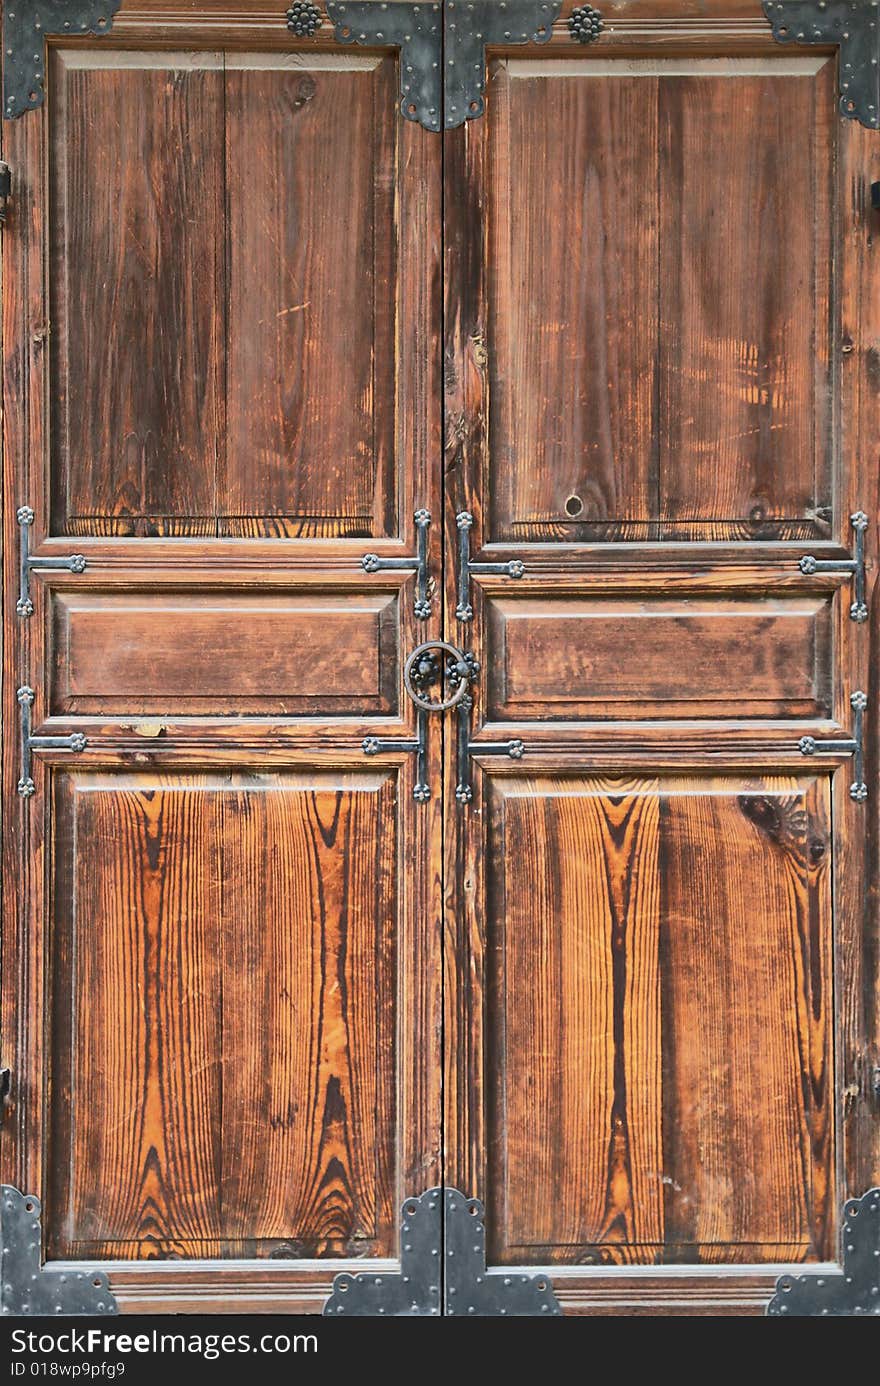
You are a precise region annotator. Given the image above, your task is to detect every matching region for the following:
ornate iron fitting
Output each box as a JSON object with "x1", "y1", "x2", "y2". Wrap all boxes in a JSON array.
[
  {"x1": 403, "y1": 639, "x2": 476, "y2": 712},
  {"x1": 328, "y1": 2, "x2": 444, "y2": 131},
  {"x1": 768, "y1": 1187, "x2": 880, "y2": 1315},
  {"x1": 444, "y1": 1, "x2": 560, "y2": 128},
  {"x1": 16, "y1": 505, "x2": 87, "y2": 618},
  {"x1": 798, "y1": 689, "x2": 867, "y2": 801},
  {"x1": 286, "y1": 1, "x2": 323, "y2": 36},
  {"x1": 1, "y1": 1185, "x2": 117, "y2": 1315},
  {"x1": 326, "y1": 1, "x2": 560, "y2": 131},
  {"x1": 361, "y1": 509, "x2": 432, "y2": 620},
  {"x1": 568, "y1": 5, "x2": 603, "y2": 43},
  {"x1": 798, "y1": 510, "x2": 869, "y2": 621},
  {"x1": 3, "y1": 1, "x2": 123, "y2": 119},
  {"x1": 762, "y1": 1, "x2": 880, "y2": 129},
  {"x1": 455, "y1": 510, "x2": 525, "y2": 622},
  {"x1": 323, "y1": 1186, "x2": 561, "y2": 1315},
  {"x1": 17, "y1": 685, "x2": 87, "y2": 800}
]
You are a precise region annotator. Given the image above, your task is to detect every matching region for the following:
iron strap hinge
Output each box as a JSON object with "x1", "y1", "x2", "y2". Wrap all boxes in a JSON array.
[
  {"x1": 455, "y1": 512, "x2": 524, "y2": 622},
  {"x1": 798, "y1": 691, "x2": 868, "y2": 801},
  {"x1": 798, "y1": 511, "x2": 869, "y2": 622},
  {"x1": 362, "y1": 510, "x2": 432, "y2": 620},
  {"x1": 17, "y1": 686, "x2": 86, "y2": 800},
  {"x1": 16, "y1": 507, "x2": 87, "y2": 618}
]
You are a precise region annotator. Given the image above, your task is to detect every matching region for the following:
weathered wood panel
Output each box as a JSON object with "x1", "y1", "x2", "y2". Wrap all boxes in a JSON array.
[
  {"x1": 49, "y1": 52, "x2": 226, "y2": 536},
  {"x1": 485, "y1": 594, "x2": 832, "y2": 720},
  {"x1": 483, "y1": 57, "x2": 834, "y2": 542},
  {"x1": 224, "y1": 55, "x2": 398, "y2": 537},
  {"x1": 485, "y1": 774, "x2": 834, "y2": 1264},
  {"x1": 658, "y1": 66, "x2": 834, "y2": 537},
  {"x1": 51, "y1": 589, "x2": 400, "y2": 716},
  {"x1": 48, "y1": 771, "x2": 398, "y2": 1260}
]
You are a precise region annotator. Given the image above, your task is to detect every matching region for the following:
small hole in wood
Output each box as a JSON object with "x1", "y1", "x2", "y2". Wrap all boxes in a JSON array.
[{"x1": 565, "y1": 494, "x2": 583, "y2": 518}]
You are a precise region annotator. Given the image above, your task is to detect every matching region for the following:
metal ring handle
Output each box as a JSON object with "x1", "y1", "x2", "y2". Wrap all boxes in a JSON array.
[{"x1": 404, "y1": 640, "x2": 472, "y2": 713}]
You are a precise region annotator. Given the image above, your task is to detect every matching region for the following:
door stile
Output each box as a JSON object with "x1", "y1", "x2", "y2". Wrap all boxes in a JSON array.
[
  {"x1": 836, "y1": 112, "x2": 880, "y2": 1203},
  {"x1": 1, "y1": 93, "x2": 48, "y2": 1203}
]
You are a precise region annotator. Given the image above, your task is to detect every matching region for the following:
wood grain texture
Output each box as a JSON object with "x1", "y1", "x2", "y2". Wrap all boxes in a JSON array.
[
  {"x1": 224, "y1": 56, "x2": 397, "y2": 536},
  {"x1": 488, "y1": 66, "x2": 658, "y2": 541},
  {"x1": 486, "y1": 593, "x2": 832, "y2": 721},
  {"x1": 485, "y1": 774, "x2": 834, "y2": 1265},
  {"x1": 483, "y1": 58, "x2": 834, "y2": 543},
  {"x1": 51, "y1": 589, "x2": 400, "y2": 716},
  {"x1": 49, "y1": 52, "x2": 225, "y2": 535},
  {"x1": 48, "y1": 771, "x2": 398, "y2": 1260},
  {"x1": 658, "y1": 67, "x2": 833, "y2": 535}
]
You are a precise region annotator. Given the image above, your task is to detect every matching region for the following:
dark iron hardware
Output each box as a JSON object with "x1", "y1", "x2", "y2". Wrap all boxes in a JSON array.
[
  {"x1": 873, "y1": 181, "x2": 880, "y2": 210},
  {"x1": 17, "y1": 686, "x2": 86, "y2": 799},
  {"x1": 362, "y1": 509, "x2": 432, "y2": 620},
  {"x1": 363, "y1": 712, "x2": 430, "y2": 801},
  {"x1": 762, "y1": 1, "x2": 880, "y2": 129},
  {"x1": 767, "y1": 1186, "x2": 880, "y2": 1315},
  {"x1": 16, "y1": 506, "x2": 86, "y2": 618},
  {"x1": 1, "y1": 1185, "x2": 117, "y2": 1316},
  {"x1": 454, "y1": 662, "x2": 524, "y2": 804},
  {"x1": 324, "y1": 1186, "x2": 561, "y2": 1316},
  {"x1": 0, "y1": 1069, "x2": 10, "y2": 1115},
  {"x1": 3, "y1": 1, "x2": 123, "y2": 119},
  {"x1": 0, "y1": 162, "x2": 10, "y2": 224},
  {"x1": 798, "y1": 690, "x2": 867, "y2": 801},
  {"x1": 403, "y1": 639, "x2": 476, "y2": 712},
  {"x1": 286, "y1": 1, "x2": 323, "y2": 35},
  {"x1": 326, "y1": 1, "x2": 560, "y2": 132},
  {"x1": 568, "y1": 5, "x2": 603, "y2": 42},
  {"x1": 798, "y1": 510, "x2": 869, "y2": 621},
  {"x1": 455, "y1": 512, "x2": 525, "y2": 622},
  {"x1": 365, "y1": 639, "x2": 478, "y2": 799}
]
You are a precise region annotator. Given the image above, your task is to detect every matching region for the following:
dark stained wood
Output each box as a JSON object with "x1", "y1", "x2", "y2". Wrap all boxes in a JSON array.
[
  {"x1": 49, "y1": 770, "x2": 398, "y2": 1260},
  {"x1": 49, "y1": 51, "x2": 226, "y2": 536},
  {"x1": 51, "y1": 587, "x2": 400, "y2": 716},
  {"x1": 658, "y1": 64, "x2": 834, "y2": 537},
  {"x1": 488, "y1": 65, "x2": 659, "y2": 542},
  {"x1": 484, "y1": 773, "x2": 834, "y2": 1264},
  {"x1": 486, "y1": 593, "x2": 832, "y2": 721},
  {"x1": 3, "y1": 4, "x2": 443, "y2": 1311},
  {"x1": 224, "y1": 55, "x2": 398, "y2": 538}
]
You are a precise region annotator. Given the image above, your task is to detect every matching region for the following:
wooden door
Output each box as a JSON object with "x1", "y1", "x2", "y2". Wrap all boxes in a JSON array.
[
  {"x1": 1, "y1": 0, "x2": 879, "y2": 1321},
  {"x1": 1, "y1": 3, "x2": 442, "y2": 1313},
  {"x1": 443, "y1": 0, "x2": 880, "y2": 1317}
]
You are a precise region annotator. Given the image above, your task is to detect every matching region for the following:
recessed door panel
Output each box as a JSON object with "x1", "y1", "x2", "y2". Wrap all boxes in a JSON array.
[
  {"x1": 483, "y1": 773, "x2": 833, "y2": 1265},
  {"x1": 485, "y1": 57, "x2": 834, "y2": 543}
]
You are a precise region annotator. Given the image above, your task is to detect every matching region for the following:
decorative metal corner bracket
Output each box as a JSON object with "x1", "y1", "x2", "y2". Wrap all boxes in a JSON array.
[
  {"x1": 767, "y1": 1187, "x2": 880, "y2": 1314},
  {"x1": 326, "y1": 1, "x2": 561, "y2": 132},
  {"x1": 17, "y1": 686, "x2": 86, "y2": 799},
  {"x1": 798, "y1": 689, "x2": 867, "y2": 801},
  {"x1": 455, "y1": 511, "x2": 525, "y2": 622},
  {"x1": 16, "y1": 507, "x2": 86, "y2": 618},
  {"x1": 798, "y1": 510, "x2": 869, "y2": 622},
  {"x1": 324, "y1": 1186, "x2": 561, "y2": 1315},
  {"x1": 362, "y1": 509, "x2": 432, "y2": 620},
  {"x1": 763, "y1": 1, "x2": 880, "y2": 129},
  {"x1": 1, "y1": 1185, "x2": 117, "y2": 1315},
  {"x1": 3, "y1": 1, "x2": 123, "y2": 120}
]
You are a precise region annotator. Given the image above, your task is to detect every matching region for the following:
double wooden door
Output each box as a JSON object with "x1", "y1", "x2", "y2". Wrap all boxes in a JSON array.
[{"x1": 1, "y1": 0, "x2": 878, "y2": 1317}]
